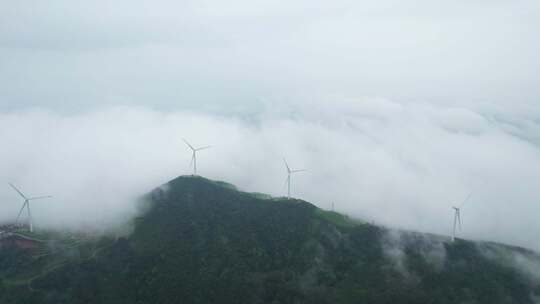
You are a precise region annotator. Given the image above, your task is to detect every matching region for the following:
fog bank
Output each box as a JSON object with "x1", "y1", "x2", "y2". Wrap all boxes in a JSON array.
[{"x1": 1, "y1": 101, "x2": 539, "y2": 250}]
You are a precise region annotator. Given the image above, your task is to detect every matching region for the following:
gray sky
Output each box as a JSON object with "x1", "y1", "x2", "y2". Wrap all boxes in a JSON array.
[
  {"x1": 1, "y1": 0, "x2": 539, "y2": 111},
  {"x1": 1, "y1": 1, "x2": 540, "y2": 250}
]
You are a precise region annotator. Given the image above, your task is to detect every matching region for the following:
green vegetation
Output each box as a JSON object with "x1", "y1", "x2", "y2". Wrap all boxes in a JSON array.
[
  {"x1": 12, "y1": 230, "x2": 48, "y2": 241},
  {"x1": 0, "y1": 175, "x2": 539, "y2": 303},
  {"x1": 314, "y1": 209, "x2": 363, "y2": 228}
]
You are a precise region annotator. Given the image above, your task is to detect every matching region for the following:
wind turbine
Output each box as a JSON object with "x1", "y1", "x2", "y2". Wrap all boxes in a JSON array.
[
  {"x1": 451, "y1": 192, "x2": 472, "y2": 242},
  {"x1": 283, "y1": 159, "x2": 306, "y2": 199},
  {"x1": 9, "y1": 183, "x2": 52, "y2": 233},
  {"x1": 182, "y1": 138, "x2": 212, "y2": 175}
]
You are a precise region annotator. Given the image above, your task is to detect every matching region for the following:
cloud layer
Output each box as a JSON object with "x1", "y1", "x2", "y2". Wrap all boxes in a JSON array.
[
  {"x1": 1, "y1": 102, "x2": 539, "y2": 250},
  {"x1": 1, "y1": 0, "x2": 539, "y2": 112},
  {"x1": 1, "y1": 1, "x2": 539, "y2": 249}
]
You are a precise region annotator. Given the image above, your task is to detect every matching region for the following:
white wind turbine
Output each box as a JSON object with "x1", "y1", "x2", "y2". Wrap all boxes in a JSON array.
[
  {"x1": 451, "y1": 192, "x2": 472, "y2": 242},
  {"x1": 9, "y1": 183, "x2": 52, "y2": 233},
  {"x1": 283, "y1": 159, "x2": 306, "y2": 199},
  {"x1": 182, "y1": 138, "x2": 212, "y2": 176}
]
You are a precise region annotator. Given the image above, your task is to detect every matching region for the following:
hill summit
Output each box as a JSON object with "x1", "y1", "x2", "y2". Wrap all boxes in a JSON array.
[{"x1": 1, "y1": 175, "x2": 539, "y2": 303}]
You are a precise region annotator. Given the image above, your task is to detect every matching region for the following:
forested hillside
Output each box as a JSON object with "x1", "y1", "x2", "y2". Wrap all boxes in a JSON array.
[{"x1": 1, "y1": 176, "x2": 539, "y2": 304}]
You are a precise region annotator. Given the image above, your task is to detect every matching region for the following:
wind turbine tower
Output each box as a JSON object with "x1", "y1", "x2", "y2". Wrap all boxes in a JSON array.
[
  {"x1": 451, "y1": 192, "x2": 472, "y2": 242},
  {"x1": 182, "y1": 138, "x2": 212, "y2": 175},
  {"x1": 283, "y1": 159, "x2": 306, "y2": 199},
  {"x1": 9, "y1": 183, "x2": 52, "y2": 233},
  {"x1": 451, "y1": 207, "x2": 461, "y2": 242}
]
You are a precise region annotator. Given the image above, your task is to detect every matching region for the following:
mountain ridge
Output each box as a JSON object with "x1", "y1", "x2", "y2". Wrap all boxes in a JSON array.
[{"x1": 0, "y1": 175, "x2": 539, "y2": 303}]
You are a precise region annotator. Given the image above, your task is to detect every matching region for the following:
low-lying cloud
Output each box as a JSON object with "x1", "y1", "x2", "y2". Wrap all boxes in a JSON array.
[{"x1": 1, "y1": 100, "x2": 540, "y2": 250}]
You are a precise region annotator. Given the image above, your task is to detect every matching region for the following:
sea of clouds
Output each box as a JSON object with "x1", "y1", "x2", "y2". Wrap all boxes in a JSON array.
[{"x1": 1, "y1": 100, "x2": 539, "y2": 250}]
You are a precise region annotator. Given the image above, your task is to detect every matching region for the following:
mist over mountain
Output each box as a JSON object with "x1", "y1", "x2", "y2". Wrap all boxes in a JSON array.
[
  {"x1": 1, "y1": 103, "x2": 540, "y2": 251},
  {"x1": 2, "y1": 0, "x2": 540, "y2": 250},
  {"x1": 1, "y1": 1, "x2": 539, "y2": 302},
  {"x1": 1, "y1": 176, "x2": 539, "y2": 303}
]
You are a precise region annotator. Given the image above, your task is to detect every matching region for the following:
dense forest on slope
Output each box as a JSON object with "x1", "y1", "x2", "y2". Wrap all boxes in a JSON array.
[{"x1": 1, "y1": 176, "x2": 539, "y2": 303}]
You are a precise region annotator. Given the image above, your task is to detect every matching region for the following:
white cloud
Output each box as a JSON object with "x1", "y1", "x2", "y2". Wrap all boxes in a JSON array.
[
  {"x1": 0, "y1": 0, "x2": 539, "y2": 250},
  {"x1": 0, "y1": 101, "x2": 539, "y2": 251}
]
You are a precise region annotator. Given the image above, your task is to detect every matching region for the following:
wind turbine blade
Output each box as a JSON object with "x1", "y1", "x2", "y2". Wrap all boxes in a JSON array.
[
  {"x1": 9, "y1": 183, "x2": 27, "y2": 200},
  {"x1": 458, "y1": 212, "x2": 462, "y2": 230},
  {"x1": 28, "y1": 195, "x2": 52, "y2": 200},
  {"x1": 195, "y1": 145, "x2": 212, "y2": 151},
  {"x1": 283, "y1": 158, "x2": 290, "y2": 173},
  {"x1": 182, "y1": 138, "x2": 195, "y2": 150},
  {"x1": 292, "y1": 169, "x2": 306, "y2": 173},
  {"x1": 460, "y1": 192, "x2": 473, "y2": 208},
  {"x1": 16, "y1": 201, "x2": 27, "y2": 223}
]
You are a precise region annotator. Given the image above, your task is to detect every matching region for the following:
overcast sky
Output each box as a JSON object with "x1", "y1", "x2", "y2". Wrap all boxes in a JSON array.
[
  {"x1": 1, "y1": 1, "x2": 540, "y2": 249},
  {"x1": 1, "y1": 0, "x2": 539, "y2": 112}
]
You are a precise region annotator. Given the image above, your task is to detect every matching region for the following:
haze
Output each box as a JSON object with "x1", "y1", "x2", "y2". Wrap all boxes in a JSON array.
[{"x1": 1, "y1": 1, "x2": 539, "y2": 250}]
